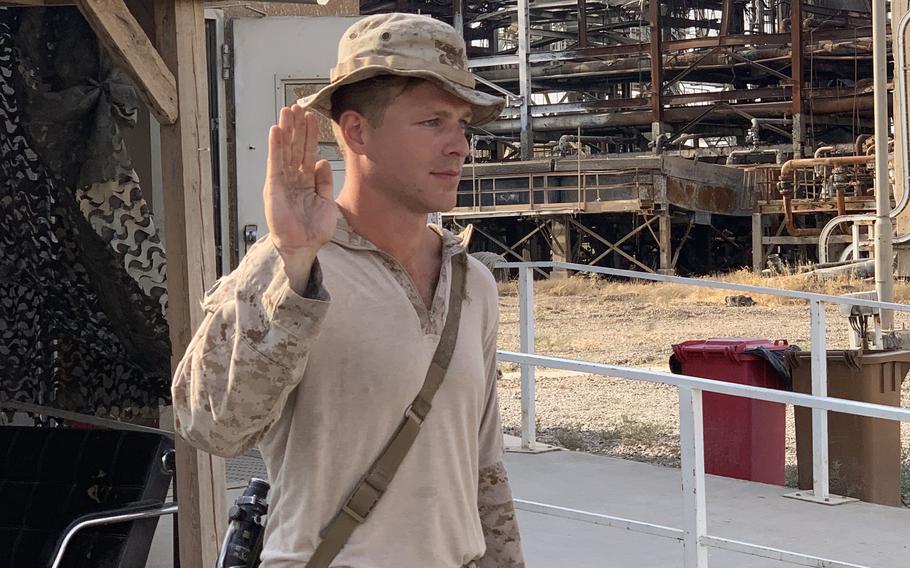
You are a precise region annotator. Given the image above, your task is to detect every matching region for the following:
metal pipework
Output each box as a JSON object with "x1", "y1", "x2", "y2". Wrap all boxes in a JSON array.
[
  {"x1": 780, "y1": 155, "x2": 875, "y2": 178},
  {"x1": 726, "y1": 148, "x2": 783, "y2": 165},
  {"x1": 818, "y1": 4, "x2": 904, "y2": 321},
  {"x1": 557, "y1": 134, "x2": 618, "y2": 156},
  {"x1": 855, "y1": 134, "x2": 872, "y2": 156},
  {"x1": 748, "y1": 117, "x2": 792, "y2": 146},
  {"x1": 814, "y1": 146, "x2": 836, "y2": 159},
  {"x1": 778, "y1": 155, "x2": 875, "y2": 237}
]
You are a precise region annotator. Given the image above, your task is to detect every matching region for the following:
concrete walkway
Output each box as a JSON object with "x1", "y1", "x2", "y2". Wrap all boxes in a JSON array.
[{"x1": 146, "y1": 442, "x2": 910, "y2": 567}]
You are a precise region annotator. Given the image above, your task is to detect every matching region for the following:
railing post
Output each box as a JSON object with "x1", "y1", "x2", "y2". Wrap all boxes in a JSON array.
[
  {"x1": 679, "y1": 387, "x2": 708, "y2": 568},
  {"x1": 519, "y1": 264, "x2": 537, "y2": 451},
  {"x1": 809, "y1": 298, "x2": 831, "y2": 500}
]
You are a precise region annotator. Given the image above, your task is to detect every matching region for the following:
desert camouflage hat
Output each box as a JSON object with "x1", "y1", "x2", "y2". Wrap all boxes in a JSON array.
[{"x1": 296, "y1": 13, "x2": 505, "y2": 126}]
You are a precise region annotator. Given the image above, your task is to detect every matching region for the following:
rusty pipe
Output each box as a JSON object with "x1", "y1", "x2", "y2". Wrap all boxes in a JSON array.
[
  {"x1": 814, "y1": 146, "x2": 836, "y2": 159},
  {"x1": 781, "y1": 191, "x2": 822, "y2": 237},
  {"x1": 855, "y1": 134, "x2": 871, "y2": 156},
  {"x1": 780, "y1": 155, "x2": 875, "y2": 178},
  {"x1": 836, "y1": 188, "x2": 846, "y2": 216}
]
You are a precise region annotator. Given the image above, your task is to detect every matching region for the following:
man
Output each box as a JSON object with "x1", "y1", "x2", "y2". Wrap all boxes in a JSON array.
[{"x1": 172, "y1": 12, "x2": 524, "y2": 568}]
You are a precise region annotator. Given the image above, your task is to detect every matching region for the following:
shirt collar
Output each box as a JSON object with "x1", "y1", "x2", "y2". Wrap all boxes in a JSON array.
[{"x1": 331, "y1": 215, "x2": 466, "y2": 259}]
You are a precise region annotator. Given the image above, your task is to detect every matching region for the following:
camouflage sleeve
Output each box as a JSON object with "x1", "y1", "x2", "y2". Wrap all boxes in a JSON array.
[
  {"x1": 477, "y1": 462, "x2": 524, "y2": 567},
  {"x1": 171, "y1": 238, "x2": 330, "y2": 457},
  {"x1": 475, "y1": 272, "x2": 524, "y2": 566}
]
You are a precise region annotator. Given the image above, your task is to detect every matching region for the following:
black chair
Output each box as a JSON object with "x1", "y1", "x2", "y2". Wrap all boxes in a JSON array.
[{"x1": 0, "y1": 426, "x2": 175, "y2": 568}]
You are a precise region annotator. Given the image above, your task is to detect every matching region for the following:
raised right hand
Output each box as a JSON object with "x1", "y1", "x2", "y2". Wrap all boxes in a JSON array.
[{"x1": 264, "y1": 105, "x2": 338, "y2": 263}]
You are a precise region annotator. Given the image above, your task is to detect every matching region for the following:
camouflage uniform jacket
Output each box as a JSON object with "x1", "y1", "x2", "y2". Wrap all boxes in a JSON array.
[{"x1": 172, "y1": 218, "x2": 523, "y2": 567}]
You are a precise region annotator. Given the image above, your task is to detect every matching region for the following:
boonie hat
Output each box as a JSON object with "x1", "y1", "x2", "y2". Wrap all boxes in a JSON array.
[{"x1": 296, "y1": 13, "x2": 505, "y2": 126}]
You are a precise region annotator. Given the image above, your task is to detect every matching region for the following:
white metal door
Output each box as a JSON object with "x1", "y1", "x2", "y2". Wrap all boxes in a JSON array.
[{"x1": 233, "y1": 16, "x2": 360, "y2": 258}]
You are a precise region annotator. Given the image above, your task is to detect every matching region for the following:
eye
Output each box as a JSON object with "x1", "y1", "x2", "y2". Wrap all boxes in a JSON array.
[{"x1": 422, "y1": 118, "x2": 441, "y2": 127}]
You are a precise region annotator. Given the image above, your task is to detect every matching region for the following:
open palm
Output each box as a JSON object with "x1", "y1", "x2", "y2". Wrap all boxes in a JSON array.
[{"x1": 264, "y1": 105, "x2": 338, "y2": 256}]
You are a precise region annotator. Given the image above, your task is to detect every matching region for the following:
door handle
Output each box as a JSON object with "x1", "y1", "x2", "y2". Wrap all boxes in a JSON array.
[{"x1": 243, "y1": 224, "x2": 258, "y2": 253}]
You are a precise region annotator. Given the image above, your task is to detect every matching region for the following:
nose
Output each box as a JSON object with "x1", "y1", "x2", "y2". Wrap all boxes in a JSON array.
[{"x1": 444, "y1": 125, "x2": 470, "y2": 159}]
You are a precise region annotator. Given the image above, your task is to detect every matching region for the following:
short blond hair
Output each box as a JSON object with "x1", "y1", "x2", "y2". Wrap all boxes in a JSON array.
[{"x1": 330, "y1": 75, "x2": 425, "y2": 155}]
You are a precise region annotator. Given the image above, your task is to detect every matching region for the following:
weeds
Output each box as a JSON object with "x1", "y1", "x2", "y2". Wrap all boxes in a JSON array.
[
  {"x1": 902, "y1": 449, "x2": 910, "y2": 507},
  {"x1": 539, "y1": 417, "x2": 680, "y2": 467},
  {"x1": 550, "y1": 426, "x2": 588, "y2": 451}
]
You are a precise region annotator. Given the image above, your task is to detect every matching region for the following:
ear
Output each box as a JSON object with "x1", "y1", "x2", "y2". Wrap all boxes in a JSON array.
[{"x1": 337, "y1": 110, "x2": 369, "y2": 156}]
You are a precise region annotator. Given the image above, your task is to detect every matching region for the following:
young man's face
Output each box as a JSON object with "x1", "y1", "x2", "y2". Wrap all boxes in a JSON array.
[{"x1": 361, "y1": 80, "x2": 472, "y2": 215}]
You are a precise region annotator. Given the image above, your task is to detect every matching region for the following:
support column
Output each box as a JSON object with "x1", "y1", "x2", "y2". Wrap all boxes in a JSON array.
[
  {"x1": 577, "y1": 0, "x2": 588, "y2": 48},
  {"x1": 720, "y1": 0, "x2": 733, "y2": 36},
  {"x1": 649, "y1": 0, "x2": 666, "y2": 151},
  {"x1": 550, "y1": 216, "x2": 572, "y2": 278},
  {"x1": 517, "y1": 0, "x2": 534, "y2": 160},
  {"x1": 893, "y1": 0, "x2": 910, "y2": 275},
  {"x1": 453, "y1": 0, "x2": 464, "y2": 37},
  {"x1": 790, "y1": 0, "x2": 804, "y2": 157},
  {"x1": 659, "y1": 210, "x2": 673, "y2": 274},
  {"x1": 155, "y1": 1, "x2": 226, "y2": 565},
  {"x1": 752, "y1": 212, "x2": 764, "y2": 273},
  {"x1": 872, "y1": 0, "x2": 895, "y2": 328}
]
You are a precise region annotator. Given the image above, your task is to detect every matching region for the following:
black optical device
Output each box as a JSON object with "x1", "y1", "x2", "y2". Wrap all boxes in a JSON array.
[{"x1": 217, "y1": 478, "x2": 270, "y2": 568}]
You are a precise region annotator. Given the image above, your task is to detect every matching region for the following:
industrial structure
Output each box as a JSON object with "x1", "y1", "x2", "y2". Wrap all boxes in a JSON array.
[{"x1": 359, "y1": 0, "x2": 895, "y2": 275}]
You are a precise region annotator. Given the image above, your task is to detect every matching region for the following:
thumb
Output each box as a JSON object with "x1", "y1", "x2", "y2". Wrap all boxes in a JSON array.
[{"x1": 314, "y1": 160, "x2": 334, "y2": 200}]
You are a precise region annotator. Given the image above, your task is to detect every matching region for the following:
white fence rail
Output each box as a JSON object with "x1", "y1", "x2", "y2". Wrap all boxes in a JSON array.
[{"x1": 495, "y1": 260, "x2": 910, "y2": 568}]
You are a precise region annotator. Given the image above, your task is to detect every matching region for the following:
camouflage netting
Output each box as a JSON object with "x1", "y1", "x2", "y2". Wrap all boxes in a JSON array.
[{"x1": 0, "y1": 7, "x2": 170, "y2": 420}]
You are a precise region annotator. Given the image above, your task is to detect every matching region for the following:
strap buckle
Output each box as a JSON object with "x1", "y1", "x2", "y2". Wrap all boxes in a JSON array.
[
  {"x1": 404, "y1": 403, "x2": 426, "y2": 426},
  {"x1": 341, "y1": 502, "x2": 368, "y2": 524},
  {"x1": 341, "y1": 477, "x2": 383, "y2": 524}
]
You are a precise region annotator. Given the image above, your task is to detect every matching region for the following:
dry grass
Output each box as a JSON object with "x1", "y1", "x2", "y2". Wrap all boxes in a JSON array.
[{"x1": 498, "y1": 268, "x2": 910, "y2": 306}]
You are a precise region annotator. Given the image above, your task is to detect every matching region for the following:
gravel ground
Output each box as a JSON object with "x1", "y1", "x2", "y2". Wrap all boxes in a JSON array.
[{"x1": 495, "y1": 286, "x2": 910, "y2": 503}]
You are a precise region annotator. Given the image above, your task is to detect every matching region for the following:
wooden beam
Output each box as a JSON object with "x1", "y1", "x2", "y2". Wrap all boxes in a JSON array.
[
  {"x1": 154, "y1": 0, "x2": 225, "y2": 565},
  {"x1": 78, "y1": 0, "x2": 178, "y2": 124}
]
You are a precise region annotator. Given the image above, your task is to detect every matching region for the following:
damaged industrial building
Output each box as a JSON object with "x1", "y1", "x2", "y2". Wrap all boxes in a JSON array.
[{"x1": 415, "y1": 0, "x2": 901, "y2": 278}]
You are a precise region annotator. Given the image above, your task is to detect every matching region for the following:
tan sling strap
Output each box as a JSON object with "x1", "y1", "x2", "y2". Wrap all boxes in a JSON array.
[{"x1": 306, "y1": 251, "x2": 469, "y2": 568}]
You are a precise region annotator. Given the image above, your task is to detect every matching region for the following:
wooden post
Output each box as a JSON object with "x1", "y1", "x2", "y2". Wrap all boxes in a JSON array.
[{"x1": 154, "y1": 0, "x2": 226, "y2": 565}]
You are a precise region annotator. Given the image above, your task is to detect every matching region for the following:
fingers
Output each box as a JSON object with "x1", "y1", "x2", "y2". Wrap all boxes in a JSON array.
[
  {"x1": 314, "y1": 159, "x2": 334, "y2": 201},
  {"x1": 301, "y1": 112, "x2": 319, "y2": 176},
  {"x1": 289, "y1": 105, "x2": 307, "y2": 172},
  {"x1": 265, "y1": 125, "x2": 283, "y2": 182},
  {"x1": 278, "y1": 106, "x2": 294, "y2": 172}
]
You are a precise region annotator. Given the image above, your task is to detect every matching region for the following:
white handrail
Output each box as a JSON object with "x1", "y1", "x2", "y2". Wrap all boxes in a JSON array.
[
  {"x1": 497, "y1": 260, "x2": 910, "y2": 568},
  {"x1": 498, "y1": 351, "x2": 910, "y2": 423},
  {"x1": 497, "y1": 260, "x2": 910, "y2": 311}
]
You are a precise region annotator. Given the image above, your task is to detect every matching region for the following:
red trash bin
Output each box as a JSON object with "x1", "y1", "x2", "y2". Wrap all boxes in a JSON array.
[{"x1": 671, "y1": 339, "x2": 790, "y2": 485}]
